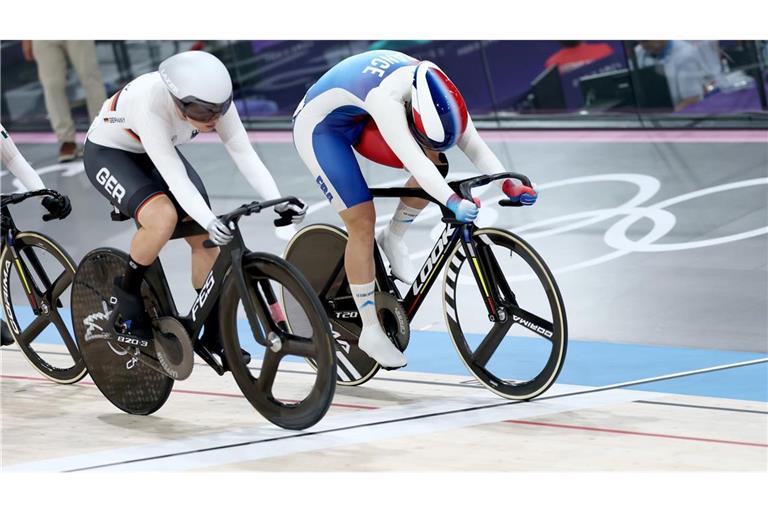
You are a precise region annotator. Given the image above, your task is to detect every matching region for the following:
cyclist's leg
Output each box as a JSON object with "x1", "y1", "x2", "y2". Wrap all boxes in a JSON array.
[
  {"x1": 293, "y1": 112, "x2": 406, "y2": 368},
  {"x1": 355, "y1": 120, "x2": 446, "y2": 282},
  {"x1": 132, "y1": 196, "x2": 178, "y2": 263},
  {"x1": 83, "y1": 140, "x2": 178, "y2": 335},
  {"x1": 84, "y1": 140, "x2": 179, "y2": 262},
  {"x1": 167, "y1": 150, "x2": 242, "y2": 359}
]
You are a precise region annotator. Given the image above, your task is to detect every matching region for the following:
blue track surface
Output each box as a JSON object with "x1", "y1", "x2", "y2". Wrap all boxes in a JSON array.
[{"x1": 9, "y1": 307, "x2": 767, "y2": 402}]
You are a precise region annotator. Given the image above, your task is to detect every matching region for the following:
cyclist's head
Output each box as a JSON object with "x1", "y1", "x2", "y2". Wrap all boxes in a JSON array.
[
  {"x1": 407, "y1": 61, "x2": 468, "y2": 152},
  {"x1": 159, "y1": 51, "x2": 233, "y2": 125}
]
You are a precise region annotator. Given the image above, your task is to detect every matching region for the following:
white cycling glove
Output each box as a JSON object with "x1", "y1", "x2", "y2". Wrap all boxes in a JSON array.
[
  {"x1": 206, "y1": 219, "x2": 234, "y2": 245},
  {"x1": 274, "y1": 199, "x2": 308, "y2": 224}
]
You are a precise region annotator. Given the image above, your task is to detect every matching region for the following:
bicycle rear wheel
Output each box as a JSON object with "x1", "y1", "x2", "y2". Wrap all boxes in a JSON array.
[
  {"x1": 71, "y1": 248, "x2": 173, "y2": 415},
  {"x1": 0, "y1": 231, "x2": 86, "y2": 383},
  {"x1": 219, "y1": 251, "x2": 336, "y2": 430},
  {"x1": 283, "y1": 224, "x2": 381, "y2": 386},
  {"x1": 443, "y1": 228, "x2": 567, "y2": 400}
]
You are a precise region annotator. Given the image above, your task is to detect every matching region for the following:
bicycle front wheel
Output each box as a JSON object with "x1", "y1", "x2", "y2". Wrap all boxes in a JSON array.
[
  {"x1": 443, "y1": 228, "x2": 567, "y2": 400},
  {"x1": 0, "y1": 231, "x2": 86, "y2": 383},
  {"x1": 219, "y1": 252, "x2": 336, "y2": 430}
]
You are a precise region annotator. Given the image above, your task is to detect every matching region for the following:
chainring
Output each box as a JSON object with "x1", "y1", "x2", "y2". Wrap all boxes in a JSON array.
[
  {"x1": 375, "y1": 291, "x2": 410, "y2": 352},
  {"x1": 152, "y1": 316, "x2": 194, "y2": 381}
]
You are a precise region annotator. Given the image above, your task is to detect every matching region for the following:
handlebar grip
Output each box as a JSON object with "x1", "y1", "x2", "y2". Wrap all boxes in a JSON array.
[
  {"x1": 285, "y1": 196, "x2": 303, "y2": 207},
  {"x1": 1, "y1": 188, "x2": 61, "y2": 207},
  {"x1": 458, "y1": 180, "x2": 482, "y2": 200},
  {"x1": 203, "y1": 239, "x2": 218, "y2": 249},
  {"x1": 457, "y1": 172, "x2": 533, "y2": 200},
  {"x1": 498, "y1": 199, "x2": 524, "y2": 208}
]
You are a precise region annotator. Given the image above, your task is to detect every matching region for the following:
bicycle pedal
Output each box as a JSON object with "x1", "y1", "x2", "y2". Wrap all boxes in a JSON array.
[
  {"x1": 199, "y1": 336, "x2": 251, "y2": 369},
  {"x1": 194, "y1": 342, "x2": 227, "y2": 375}
]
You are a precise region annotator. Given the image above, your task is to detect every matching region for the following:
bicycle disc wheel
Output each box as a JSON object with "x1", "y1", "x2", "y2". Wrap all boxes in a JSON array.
[
  {"x1": 283, "y1": 224, "x2": 380, "y2": 386},
  {"x1": 71, "y1": 248, "x2": 173, "y2": 415},
  {"x1": 0, "y1": 231, "x2": 86, "y2": 383},
  {"x1": 443, "y1": 228, "x2": 567, "y2": 400},
  {"x1": 219, "y1": 251, "x2": 336, "y2": 430}
]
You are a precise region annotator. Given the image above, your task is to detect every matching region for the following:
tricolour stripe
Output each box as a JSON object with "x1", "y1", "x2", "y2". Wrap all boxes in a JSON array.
[{"x1": 414, "y1": 62, "x2": 445, "y2": 143}]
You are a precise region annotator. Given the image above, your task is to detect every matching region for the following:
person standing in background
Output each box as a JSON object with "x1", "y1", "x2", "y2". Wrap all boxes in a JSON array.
[{"x1": 22, "y1": 40, "x2": 107, "y2": 162}]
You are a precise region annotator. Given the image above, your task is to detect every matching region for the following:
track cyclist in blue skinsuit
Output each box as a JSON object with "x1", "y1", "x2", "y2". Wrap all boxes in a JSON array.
[{"x1": 293, "y1": 50, "x2": 537, "y2": 369}]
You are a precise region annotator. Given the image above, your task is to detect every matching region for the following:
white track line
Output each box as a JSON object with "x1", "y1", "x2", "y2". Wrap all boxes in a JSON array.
[
  {"x1": 7, "y1": 385, "x2": 664, "y2": 472},
  {"x1": 6, "y1": 355, "x2": 765, "y2": 472},
  {"x1": 544, "y1": 357, "x2": 768, "y2": 400}
]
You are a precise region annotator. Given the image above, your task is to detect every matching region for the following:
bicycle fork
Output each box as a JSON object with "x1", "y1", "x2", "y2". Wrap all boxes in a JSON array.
[
  {"x1": 3, "y1": 231, "x2": 56, "y2": 316},
  {"x1": 231, "y1": 247, "x2": 284, "y2": 353},
  {"x1": 460, "y1": 226, "x2": 510, "y2": 323}
]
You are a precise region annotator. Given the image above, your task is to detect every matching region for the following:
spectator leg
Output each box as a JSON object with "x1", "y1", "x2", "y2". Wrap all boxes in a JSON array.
[
  {"x1": 66, "y1": 40, "x2": 107, "y2": 122},
  {"x1": 32, "y1": 40, "x2": 75, "y2": 144}
]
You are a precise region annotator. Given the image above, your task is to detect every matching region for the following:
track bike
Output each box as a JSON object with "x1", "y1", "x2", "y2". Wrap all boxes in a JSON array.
[
  {"x1": 1, "y1": 189, "x2": 85, "y2": 383},
  {"x1": 70, "y1": 197, "x2": 337, "y2": 430},
  {"x1": 284, "y1": 172, "x2": 567, "y2": 400}
]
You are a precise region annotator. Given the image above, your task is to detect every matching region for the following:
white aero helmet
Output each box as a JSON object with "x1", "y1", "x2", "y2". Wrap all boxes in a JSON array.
[{"x1": 159, "y1": 51, "x2": 233, "y2": 122}]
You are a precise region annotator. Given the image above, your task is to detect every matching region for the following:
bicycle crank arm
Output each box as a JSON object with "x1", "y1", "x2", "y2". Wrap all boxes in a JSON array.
[{"x1": 121, "y1": 337, "x2": 192, "y2": 381}]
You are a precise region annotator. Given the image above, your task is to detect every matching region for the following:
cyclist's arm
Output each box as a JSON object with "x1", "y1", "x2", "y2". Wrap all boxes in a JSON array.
[
  {"x1": 458, "y1": 116, "x2": 534, "y2": 197},
  {"x1": 366, "y1": 91, "x2": 456, "y2": 205},
  {"x1": 1, "y1": 125, "x2": 45, "y2": 191},
  {"x1": 137, "y1": 114, "x2": 217, "y2": 228},
  {"x1": 217, "y1": 107, "x2": 281, "y2": 201},
  {"x1": 457, "y1": 116, "x2": 506, "y2": 174}
]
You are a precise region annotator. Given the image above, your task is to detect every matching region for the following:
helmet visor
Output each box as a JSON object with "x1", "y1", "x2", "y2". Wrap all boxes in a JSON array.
[{"x1": 173, "y1": 94, "x2": 233, "y2": 122}]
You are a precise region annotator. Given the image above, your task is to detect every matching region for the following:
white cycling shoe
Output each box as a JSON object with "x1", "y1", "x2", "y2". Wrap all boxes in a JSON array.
[
  {"x1": 378, "y1": 230, "x2": 417, "y2": 284},
  {"x1": 358, "y1": 325, "x2": 407, "y2": 369}
]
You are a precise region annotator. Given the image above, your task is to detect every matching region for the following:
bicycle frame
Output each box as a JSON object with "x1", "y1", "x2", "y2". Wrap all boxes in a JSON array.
[
  {"x1": 322, "y1": 220, "x2": 506, "y2": 323},
  {"x1": 320, "y1": 175, "x2": 528, "y2": 325},
  {"x1": 128, "y1": 201, "x2": 295, "y2": 373}
]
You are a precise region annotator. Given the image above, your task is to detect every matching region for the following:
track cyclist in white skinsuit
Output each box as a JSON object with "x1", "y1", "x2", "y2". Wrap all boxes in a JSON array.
[
  {"x1": 293, "y1": 50, "x2": 537, "y2": 369},
  {"x1": 1, "y1": 123, "x2": 73, "y2": 346},
  {"x1": 2, "y1": 124, "x2": 45, "y2": 193},
  {"x1": 83, "y1": 51, "x2": 306, "y2": 360}
]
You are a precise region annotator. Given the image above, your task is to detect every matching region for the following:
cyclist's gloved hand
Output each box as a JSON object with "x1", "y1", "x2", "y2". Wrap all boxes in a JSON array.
[
  {"x1": 206, "y1": 219, "x2": 234, "y2": 246},
  {"x1": 274, "y1": 198, "x2": 307, "y2": 224},
  {"x1": 41, "y1": 194, "x2": 72, "y2": 221},
  {"x1": 502, "y1": 179, "x2": 538, "y2": 205},
  {"x1": 447, "y1": 193, "x2": 479, "y2": 223}
]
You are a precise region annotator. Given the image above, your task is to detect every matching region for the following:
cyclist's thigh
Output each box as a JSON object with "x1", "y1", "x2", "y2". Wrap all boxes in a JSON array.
[
  {"x1": 83, "y1": 139, "x2": 167, "y2": 218},
  {"x1": 294, "y1": 113, "x2": 371, "y2": 213}
]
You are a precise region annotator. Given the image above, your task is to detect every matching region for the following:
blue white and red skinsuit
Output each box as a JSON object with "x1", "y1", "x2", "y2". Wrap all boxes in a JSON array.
[{"x1": 292, "y1": 50, "x2": 508, "y2": 212}]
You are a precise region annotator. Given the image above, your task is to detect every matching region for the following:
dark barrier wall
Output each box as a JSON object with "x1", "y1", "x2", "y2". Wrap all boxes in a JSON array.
[{"x1": 2, "y1": 40, "x2": 767, "y2": 130}]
